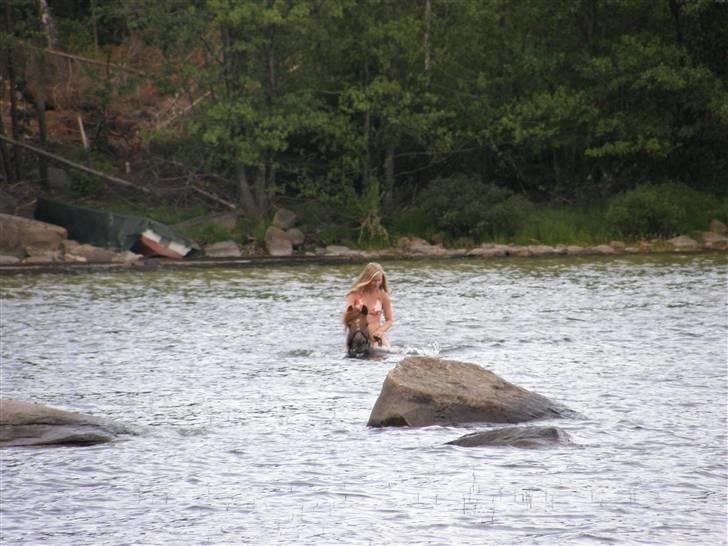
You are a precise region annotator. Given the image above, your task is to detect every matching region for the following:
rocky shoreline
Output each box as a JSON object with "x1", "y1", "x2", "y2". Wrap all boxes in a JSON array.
[{"x1": 1, "y1": 212, "x2": 726, "y2": 273}]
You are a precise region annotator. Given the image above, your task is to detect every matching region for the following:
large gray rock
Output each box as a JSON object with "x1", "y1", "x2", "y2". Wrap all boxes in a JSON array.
[
  {"x1": 324, "y1": 244, "x2": 361, "y2": 257},
  {"x1": 0, "y1": 214, "x2": 67, "y2": 253},
  {"x1": 702, "y1": 231, "x2": 728, "y2": 243},
  {"x1": 0, "y1": 399, "x2": 133, "y2": 447},
  {"x1": 265, "y1": 226, "x2": 293, "y2": 256},
  {"x1": 204, "y1": 240, "x2": 242, "y2": 258},
  {"x1": 708, "y1": 219, "x2": 727, "y2": 234},
  {"x1": 527, "y1": 245, "x2": 558, "y2": 256},
  {"x1": 272, "y1": 208, "x2": 297, "y2": 230},
  {"x1": 588, "y1": 244, "x2": 617, "y2": 255},
  {"x1": 0, "y1": 255, "x2": 20, "y2": 264},
  {"x1": 61, "y1": 241, "x2": 119, "y2": 263},
  {"x1": 446, "y1": 426, "x2": 572, "y2": 448},
  {"x1": 285, "y1": 228, "x2": 305, "y2": 247},
  {"x1": 669, "y1": 235, "x2": 700, "y2": 250},
  {"x1": 368, "y1": 357, "x2": 575, "y2": 427},
  {"x1": 565, "y1": 245, "x2": 589, "y2": 255},
  {"x1": 396, "y1": 236, "x2": 449, "y2": 256},
  {"x1": 467, "y1": 244, "x2": 509, "y2": 258}
]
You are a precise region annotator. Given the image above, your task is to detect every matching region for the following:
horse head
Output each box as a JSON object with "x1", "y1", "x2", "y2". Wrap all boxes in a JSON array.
[{"x1": 344, "y1": 304, "x2": 372, "y2": 357}]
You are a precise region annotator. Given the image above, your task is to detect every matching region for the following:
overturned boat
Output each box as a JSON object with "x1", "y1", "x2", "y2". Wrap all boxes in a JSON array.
[{"x1": 34, "y1": 196, "x2": 199, "y2": 259}]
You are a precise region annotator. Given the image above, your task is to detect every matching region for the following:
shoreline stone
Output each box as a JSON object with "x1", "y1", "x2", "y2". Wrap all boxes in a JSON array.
[
  {"x1": 265, "y1": 226, "x2": 293, "y2": 256},
  {"x1": 204, "y1": 240, "x2": 243, "y2": 258},
  {"x1": 1, "y1": 211, "x2": 726, "y2": 269}
]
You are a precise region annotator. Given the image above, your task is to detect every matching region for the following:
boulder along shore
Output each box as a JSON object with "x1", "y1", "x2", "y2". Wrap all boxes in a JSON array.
[{"x1": 1, "y1": 211, "x2": 726, "y2": 272}]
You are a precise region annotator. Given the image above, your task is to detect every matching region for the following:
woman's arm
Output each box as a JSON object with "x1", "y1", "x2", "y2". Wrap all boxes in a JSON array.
[{"x1": 374, "y1": 292, "x2": 393, "y2": 335}]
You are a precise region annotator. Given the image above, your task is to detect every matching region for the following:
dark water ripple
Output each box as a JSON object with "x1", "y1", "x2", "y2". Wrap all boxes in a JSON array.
[{"x1": 1, "y1": 255, "x2": 726, "y2": 545}]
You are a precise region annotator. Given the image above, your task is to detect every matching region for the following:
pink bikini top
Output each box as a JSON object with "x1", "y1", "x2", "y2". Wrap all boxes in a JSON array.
[{"x1": 356, "y1": 291, "x2": 383, "y2": 318}]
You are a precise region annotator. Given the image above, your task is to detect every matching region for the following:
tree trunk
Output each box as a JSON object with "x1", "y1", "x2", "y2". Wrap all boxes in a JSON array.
[
  {"x1": 424, "y1": 0, "x2": 432, "y2": 74},
  {"x1": 0, "y1": 105, "x2": 14, "y2": 184},
  {"x1": 361, "y1": 54, "x2": 371, "y2": 196},
  {"x1": 90, "y1": 0, "x2": 99, "y2": 56},
  {"x1": 260, "y1": 160, "x2": 273, "y2": 215},
  {"x1": 36, "y1": 0, "x2": 58, "y2": 49},
  {"x1": 265, "y1": 29, "x2": 276, "y2": 101},
  {"x1": 362, "y1": 108, "x2": 371, "y2": 195},
  {"x1": 255, "y1": 162, "x2": 268, "y2": 217},
  {"x1": 29, "y1": 45, "x2": 50, "y2": 187},
  {"x1": 668, "y1": 0, "x2": 683, "y2": 44},
  {"x1": 235, "y1": 162, "x2": 260, "y2": 219},
  {"x1": 33, "y1": 86, "x2": 49, "y2": 187},
  {"x1": 383, "y1": 145, "x2": 395, "y2": 213},
  {"x1": 4, "y1": 2, "x2": 21, "y2": 181}
]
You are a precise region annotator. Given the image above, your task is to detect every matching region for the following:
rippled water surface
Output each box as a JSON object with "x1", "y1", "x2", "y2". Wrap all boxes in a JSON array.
[{"x1": 1, "y1": 255, "x2": 726, "y2": 545}]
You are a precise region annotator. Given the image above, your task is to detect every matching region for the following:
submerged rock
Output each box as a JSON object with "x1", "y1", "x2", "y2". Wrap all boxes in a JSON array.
[
  {"x1": 0, "y1": 399, "x2": 133, "y2": 447},
  {"x1": 446, "y1": 426, "x2": 572, "y2": 448},
  {"x1": 368, "y1": 357, "x2": 576, "y2": 427}
]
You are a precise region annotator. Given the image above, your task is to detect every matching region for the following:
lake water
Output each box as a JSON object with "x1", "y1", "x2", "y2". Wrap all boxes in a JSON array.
[{"x1": 1, "y1": 255, "x2": 726, "y2": 545}]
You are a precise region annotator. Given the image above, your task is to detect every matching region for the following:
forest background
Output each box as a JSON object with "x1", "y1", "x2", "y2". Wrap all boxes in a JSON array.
[{"x1": 2, "y1": 0, "x2": 727, "y2": 251}]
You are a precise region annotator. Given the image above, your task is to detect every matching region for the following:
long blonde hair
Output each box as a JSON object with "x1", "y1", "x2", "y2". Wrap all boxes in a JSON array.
[{"x1": 347, "y1": 262, "x2": 389, "y2": 295}]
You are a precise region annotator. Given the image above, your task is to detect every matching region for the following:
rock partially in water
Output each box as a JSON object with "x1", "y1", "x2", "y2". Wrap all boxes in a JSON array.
[
  {"x1": 0, "y1": 399, "x2": 133, "y2": 447},
  {"x1": 446, "y1": 426, "x2": 572, "y2": 448},
  {"x1": 368, "y1": 357, "x2": 576, "y2": 427}
]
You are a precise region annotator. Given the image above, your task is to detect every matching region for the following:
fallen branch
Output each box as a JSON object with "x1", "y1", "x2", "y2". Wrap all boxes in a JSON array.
[
  {"x1": 28, "y1": 44, "x2": 148, "y2": 76},
  {"x1": 157, "y1": 91, "x2": 211, "y2": 128},
  {"x1": 0, "y1": 134, "x2": 156, "y2": 195},
  {"x1": 190, "y1": 184, "x2": 237, "y2": 210}
]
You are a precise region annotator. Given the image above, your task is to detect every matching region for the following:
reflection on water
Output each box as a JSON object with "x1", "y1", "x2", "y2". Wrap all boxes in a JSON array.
[{"x1": 1, "y1": 255, "x2": 726, "y2": 545}]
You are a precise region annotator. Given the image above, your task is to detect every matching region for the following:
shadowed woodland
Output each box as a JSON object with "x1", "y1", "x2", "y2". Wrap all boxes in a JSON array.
[{"x1": 2, "y1": 0, "x2": 727, "y2": 248}]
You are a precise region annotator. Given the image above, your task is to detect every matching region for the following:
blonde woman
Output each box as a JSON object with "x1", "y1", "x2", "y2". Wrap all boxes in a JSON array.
[{"x1": 344, "y1": 262, "x2": 393, "y2": 348}]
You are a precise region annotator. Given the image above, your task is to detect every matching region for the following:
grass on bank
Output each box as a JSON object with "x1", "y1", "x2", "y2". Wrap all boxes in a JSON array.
[
  {"x1": 508, "y1": 206, "x2": 613, "y2": 246},
  {"x1": 389, "y1": 204, "x2": 613, "y2": 247},
  {"x1": 65, "y1": 178, "x2": 728, "y2": 251}
]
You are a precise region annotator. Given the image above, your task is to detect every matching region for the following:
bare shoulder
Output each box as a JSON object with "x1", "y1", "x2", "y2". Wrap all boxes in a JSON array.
[{"x1": 380, "y1": 290, "x2": 391, "y2": 304}]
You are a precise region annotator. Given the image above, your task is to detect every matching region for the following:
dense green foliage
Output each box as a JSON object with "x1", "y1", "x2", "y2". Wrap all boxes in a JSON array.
[
  {"x1": 415, "y1": 175, "x2": 533, "y2": 241},
  {"x1": 607, "y1": 182, "x2": 723, "y2": 238},
  {"x1": 2, "y1": 0, "x2": 727, "y2": 245}
]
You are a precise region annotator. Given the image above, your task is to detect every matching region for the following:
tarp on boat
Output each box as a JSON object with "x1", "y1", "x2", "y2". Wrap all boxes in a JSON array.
[{"x1": 34, "y1": 196, "x2": 199, "y2": 255}]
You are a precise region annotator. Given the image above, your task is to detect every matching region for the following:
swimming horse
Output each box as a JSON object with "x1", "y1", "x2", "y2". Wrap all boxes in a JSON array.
[{"x1": 344, "y1": 305, "x2": 383, "y2": 357}]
